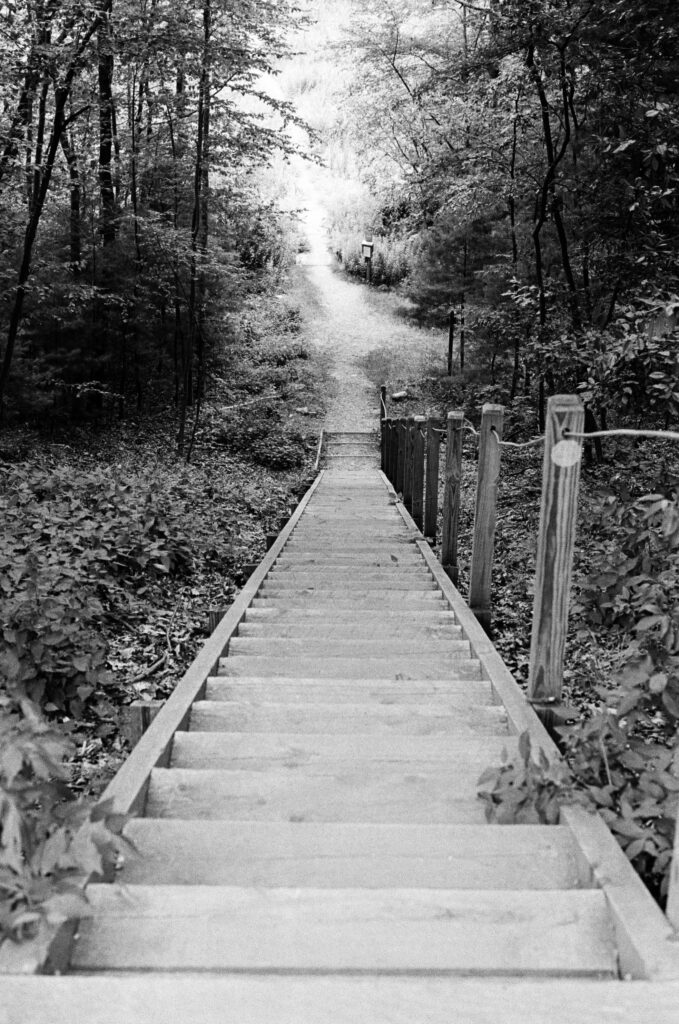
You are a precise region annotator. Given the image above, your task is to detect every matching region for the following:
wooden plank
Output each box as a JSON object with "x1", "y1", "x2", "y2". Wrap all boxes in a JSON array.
[
  {"x1": 669, "y1": 802, "x2": 679, "y2": 930},
  {"x1": 189, "y1": 699, "x2": 505, "y2": 732},
  {"x1": 410, "y1": 416, "x2": 426, "y2": 530},
  {"x1": 203, "y1": 678, "x2": 490, "y2": 703},
  {"x1": 403, "y1": 415, "x2": 415, "y2": 512},
  {"x1": 440, "y1": 411, "x2": 464, "y2": 583},
  {"x1": 226, "y1": 638, "x2": 470, "y2": 657},
  {"x1": 264, "y1": 571, "x2": 437, "y2": 584},
  {"x1": 253, "y1": 592, "x2": 446, "y2": 605},
  {"x1": 236, "y1": 621, "x2": 461, "y2": 638},
  {"x1": 424, "y1": 419, "x2": 441, "y2": 541},
  {"x1": 273, "y1": 555, "x2": 425, "y2": 566},
  {"x1": 395, "y1": 419, "x2": 406, "y2": 494},
  {"x1": 119, "y1": 821, "x2": 585, "y2": 889},
  {"x1": 171, "y1": 731, "x2": 509, "y2": 769},
  {"x1": 5, "y1": 977, "x2": 679, "y2": 1024},
  {"x1": 145, "y1": 768, "x2": 493, "y2": 823},
  {"x1": 563, "y1": 806, "x2": 679, "y2": 980},
  {"x1": 216, "y1": 656, "x2": 484, "y2": 679},
  {"x1": 71, "y1": 887, "x2": 616, "y2": 975},
  {"x1": 469, "y1": 404, "x2": 504, "y2": 633},
  {"x1": 527, "y1": 396, "x2": 585, "y2": 712},
  {"x1": 244, "y1": 607, "x2": 456, "y2": 622}
]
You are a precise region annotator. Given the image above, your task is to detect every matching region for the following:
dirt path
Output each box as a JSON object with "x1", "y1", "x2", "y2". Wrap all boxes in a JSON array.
[{"x1": 295, "y1": 177, "x2": 445, "y2": 434}]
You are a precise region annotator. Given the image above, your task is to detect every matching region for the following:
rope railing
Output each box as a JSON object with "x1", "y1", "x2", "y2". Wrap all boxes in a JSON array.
[
  {"x1": 564, "y1": 427, "x2": 679, "y2": 444},
  {"x1": 380, "y1": 383, "x2": 679, "y2": 645}
]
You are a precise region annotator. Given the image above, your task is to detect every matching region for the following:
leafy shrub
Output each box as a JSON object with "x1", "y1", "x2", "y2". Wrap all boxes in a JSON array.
[
  {"x1": 0, "y1": 464, "x2": 193, "y2": 720},
  {"x1": 250, "y1": 430, "x2": 308, "y2": 470},
  {"x1": 478, "y1": 732, "x2": 579, "y2": 824},
  {"x1": 336, "y1": 234, "x2": 413, "y2": 288},
  {"x1": 0, "y1": 700, "x2": 130, "y2": 950},
  {"x1": 479, "y1": 487, "x2": 679, "y2": 905}
]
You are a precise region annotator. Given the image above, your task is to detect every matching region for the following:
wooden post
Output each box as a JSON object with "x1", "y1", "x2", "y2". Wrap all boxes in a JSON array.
[
  {"x1": 527, "y1": 395, "x2": 585, "y2": 723},
  {"x1": 668, "y1": 807, "x2": 679, "y2": 929},
  {"x1": 389, "y1": 420, "x2": 398, "y2": 485},
  {"x1": 385, "y1": 420, "x2": 393, "y2": 484},
  {"x1": 123, "y1": 700, "x2": 163, "y2": 748},
  {"x1": 469, "y1": 404, "x2": 504, "y2": 634},
  {"x1": 380, "y1": 386, "x2": 387, "y2": 471},
  {"x1": 382, "y1": 419, "x2": 390, "y2": 481},
  {"x1": 208, "y1": 608, "x2": 228, "y2": 633},
  {"x1": 403, "y1": 415, "x2": 415, "y2": 512},
  {"x1": 395, "y1": 418, "x2": 406, "y2": 494},
  {"x1": 441, "y1": 411, "x2": 464, "y2": 584},
  {"x1": 411, "y1": 415, "x2": 426, "y2": 530},
  {"x1": 424, "y1": 419, "x2": 441, "y2": 542},
  {"x1": 447, "y1": 309, "x2": 455, "y2": 376}
]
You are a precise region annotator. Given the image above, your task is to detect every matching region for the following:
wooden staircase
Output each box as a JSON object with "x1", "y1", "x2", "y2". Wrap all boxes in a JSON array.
[{"x1": 2, "y1": 433, "x2": 679, "y2": 1021}]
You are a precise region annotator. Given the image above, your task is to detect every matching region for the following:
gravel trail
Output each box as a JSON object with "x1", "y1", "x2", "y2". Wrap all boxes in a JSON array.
[{"x1": 296, "y1": 185, "x2": 444, "y2": 434}]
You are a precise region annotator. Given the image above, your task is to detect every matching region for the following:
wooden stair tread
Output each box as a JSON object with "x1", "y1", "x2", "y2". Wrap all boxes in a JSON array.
[
  {"x1": 254, "y1": 592, "x2": 446, "y2": 604},
  {"x1": 236, "y1": 623, "x2": 462, "y2": 638},
  {"x1": 203, "y1": 678, "x2": 494, "y2": 703},
  {"x1": 120, "y1": 821, "x2": 587, "y2": 889},
  {"x1": 244, "y1": 607, "x2": 456, "y2": 621},
  {"x1": 217, "y1": 657, "x2": 484, "y2": 679},
  {"x1": 71, "y1": 886, "x2": 617, "y2": 976},
  {"x1": 188, "y1": 700, "x2": 504, "y2": 733},
  {"x1": 145, "y1": 765, "x2": 492, "y2": 822},
  {"x1": 8, "y1": 977, "x2": 679, "y2": 1024},
  {"x1": 171, "y1": 731, "x2": 512, "y2": 768},
  {"x1": 226, "y1": 638, "x2": 469, "y2": 656},
  {"x1": 260, "y1": 581, "x2": 438, "y2": 592}
]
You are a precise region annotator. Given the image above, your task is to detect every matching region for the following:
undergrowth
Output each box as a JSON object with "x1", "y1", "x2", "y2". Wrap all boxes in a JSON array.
[{"x1": 0, "y1": 285, "x2": 328, "y2": 950}]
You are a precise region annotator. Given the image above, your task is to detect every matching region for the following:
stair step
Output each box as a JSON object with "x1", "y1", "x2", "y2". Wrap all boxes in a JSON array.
[
  {"x1": 217, "y1": 656, "x2": 483, "y2": 679},
  {"x1": 71, "y1": 886, "x2": 617, "y2": 976},
  {"x1": 274, "y1": 554, "x2": 425, "y2": 566},
  {"x1": 256, "y1": 591, "x2": 445, "y2": 603},
  {"x1": 171, "y1": 731, "x2": 511, "y2": 770},
  {"x1": 189, "y1": 699, "x2": 505, "y2": 733},
  {"x1": 226, "y1": 638, "x2": 469, "y2": 657},
  {"x1": 120, "y1": 821, "x2": 586, "y2": 889},
  {"x1": 244, "y1": 607, "x2": 457, "y2": 622},
  {"x1": 264, "y1": 575, "x2": 436, "y2": 588},
  {"x1": 266, "y1": 568, "x2": 434, "y2": 580},
  {"x1": 174, "y1": 731, "x2": 510, "y2": 764},
  {"x1": 146, "y1": 764, "x2": 497, "y2": 822},
  {"x1": 205, "y1": 678, "x2": 489, "y2": 701},
  {"x1": 7, "y1": 977, "x2": 679, "y2": 1024},
  {"x1": 236, "y1": 623, "x2": 462, "y2": 639}
]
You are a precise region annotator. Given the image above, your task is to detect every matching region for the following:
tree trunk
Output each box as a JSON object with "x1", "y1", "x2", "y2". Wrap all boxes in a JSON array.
[
  {"x1": 98, "y1": 7, "x2": 116, "y2": 245},
  {"x1": 59, "y1": 132, "x2": 82, "y2": 274},
  {"x1": 0, "y1": 90, "x2": 69, "y2": 412}
]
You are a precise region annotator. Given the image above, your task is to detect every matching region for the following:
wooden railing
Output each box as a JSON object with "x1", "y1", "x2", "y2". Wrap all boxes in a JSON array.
[
  {"x1": 382, "y1": 393, "x2": 588, "y2": 713},
  {"x1": 382, "y1": 388, "x2": 679, "y2": 928}
]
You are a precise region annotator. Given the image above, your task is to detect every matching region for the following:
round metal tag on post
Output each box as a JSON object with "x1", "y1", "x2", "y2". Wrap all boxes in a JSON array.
[{"x1": 362, "y1": 238, "x2": 374, "y2": 285}]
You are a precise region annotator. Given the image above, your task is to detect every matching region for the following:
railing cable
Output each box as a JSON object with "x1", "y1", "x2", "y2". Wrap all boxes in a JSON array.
[{"x1": 564, "y1": 427, "x2": 679, "y2": 444}]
